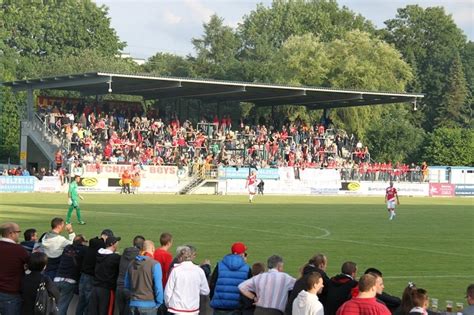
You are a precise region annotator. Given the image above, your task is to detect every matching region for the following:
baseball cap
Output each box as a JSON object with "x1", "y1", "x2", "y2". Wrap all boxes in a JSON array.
[
  {"x1": 105, "y1": 236, "x2": 121, "y2": 247},
  {"x1": 101, "y1": 229, "x2": 114, "y2": 237},
  {"x1": 231, "y1": 242, "x2": 247, "y2": 255}
]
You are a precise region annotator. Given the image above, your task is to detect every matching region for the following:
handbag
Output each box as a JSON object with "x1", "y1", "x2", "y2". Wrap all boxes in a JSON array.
[{"x1": 34, "y1": 277, "x2": 59, "y2": 315}]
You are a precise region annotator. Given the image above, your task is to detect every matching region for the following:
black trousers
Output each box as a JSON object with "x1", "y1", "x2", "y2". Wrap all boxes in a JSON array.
[{"x1": 87, "y1": 287, "x2": 115, "y2": 315}]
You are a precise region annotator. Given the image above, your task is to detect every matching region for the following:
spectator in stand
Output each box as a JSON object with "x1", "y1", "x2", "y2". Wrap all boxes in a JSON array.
[
  {"x1": 21, "y1": 252, "x2": 60, "y2": 315},
  {"x1": 153, "y1": 232, "x2": 174, "y2": 289},
  {"x1": 292, "y1": 272, "x2": 325, "y2": 315},
  {"x1": 125, "y1": 240, "x2": 164, "y2": 315},
  {"x1": 0, "y1": 222, "x2": 29, "y2": 315},
  {"x1": 464, "y1": 284, "x2": 474, "y2": 315},
  {"x1": 364, "y1": 268, "x2": 401, "y2": 312},
  {"x1": 286, "y1": 253, "x2": 330, "y2": 314},
  {"x1": 165, "y1": 246, "x2": 210, "y2": 314},
  {"x1": 209, "y1": 242, "x2": 252, "y2": 314},
  {"x1": 55, "y1": 234, "x2": 88, "y2": 315},
  {"x1": 336, "y1": 274, "x2": 391, "y2": 315},
  {"x1": 41, "y1": 217, "x2": 76, "y2": 280},
  {"x1": 325, "y1": 261, "x2": 359, "y2": 315},
  {"x1": 21, "y1": 228, "x2": 38, "y2": 254},
  {"x1": 76, "y1": 229, "x2": 113, "y2": 315},
  {"x1": 116, "y1": 235, "x2": 145, "y2": 315},
  {"x1": 88, "y1": 236, "x2": 122, "y2": 315},
  {"x1": 239, "y1": 255, "x2": 296, "y2": 315}
]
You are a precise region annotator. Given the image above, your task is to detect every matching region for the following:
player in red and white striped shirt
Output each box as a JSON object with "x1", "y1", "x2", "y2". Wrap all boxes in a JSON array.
[
  {"x1": 246, "y1": 171, "x2": 257, "y2": 203},
  {"x1": 385, "y1": 182, "x2": 400, "y2": 220}
]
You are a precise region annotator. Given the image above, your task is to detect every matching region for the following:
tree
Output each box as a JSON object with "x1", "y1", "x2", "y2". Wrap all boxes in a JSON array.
[
  {"x1": 383, "y1": 5, "x2": 468, "y2": 131},
  {"x1": 272, "y1": 31, "x2": 413, "y2": 138},
  {"x1": 237, "y1": 0, "x2": 375, "y2": 82},
  {"x1": 423, "y1": 128, "x2": 474, "y2": 166},
  {"x1": 143, "y1": 53, "x2": 194, "y2": 77},
  {"x1": 435, "y1": 53, "x2": 469, "y2": 128},
  {"x1": 191, "y1": 15, "x2": 242, "y2": 80}
]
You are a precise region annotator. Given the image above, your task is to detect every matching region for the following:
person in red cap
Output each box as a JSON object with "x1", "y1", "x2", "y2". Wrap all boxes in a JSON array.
[{"x1": 209, "y1": 242, "x2": 252, "y2": 314}]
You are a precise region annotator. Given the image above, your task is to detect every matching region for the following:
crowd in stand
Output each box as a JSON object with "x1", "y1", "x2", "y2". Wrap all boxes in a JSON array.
[
  {"x1": 29, "y1": 101, "x2": 429, "y2": 182},
  {"x1": 1, "y1": 219, "x2": 473, "y2": 315}
]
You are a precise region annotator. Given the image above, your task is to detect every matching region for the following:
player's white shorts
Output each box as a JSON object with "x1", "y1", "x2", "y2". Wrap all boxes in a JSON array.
[
  {"x1": 248, "y1": 185, "x2": 256, "y2": 195},
  {"x1": 387, "y1": 200, "x2": 396, "y2": 209}
]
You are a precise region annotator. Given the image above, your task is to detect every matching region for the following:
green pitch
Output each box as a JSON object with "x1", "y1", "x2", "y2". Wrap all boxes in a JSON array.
[{"x1": 0, "y1": 193, "x2": 472, "y2": 304}]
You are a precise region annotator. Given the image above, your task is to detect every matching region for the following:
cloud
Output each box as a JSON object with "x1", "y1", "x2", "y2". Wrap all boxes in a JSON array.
[
  {"x1": 183, "y1": 0, "x2": 215, "y2": 23},
  {"x1": 163, "y1": 10, "x2": 183, "y2": 25}
]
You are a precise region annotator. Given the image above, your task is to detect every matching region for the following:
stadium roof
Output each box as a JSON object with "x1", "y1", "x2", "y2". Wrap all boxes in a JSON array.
[{"x1": 1, "y1": 72, "x2": 423, "y2": 109}]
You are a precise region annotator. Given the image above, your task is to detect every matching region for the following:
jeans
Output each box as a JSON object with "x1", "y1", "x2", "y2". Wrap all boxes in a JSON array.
[
  {"x1": 56, "y1": 281, "x2": 77, "y2": 315},
  {"x1": 75, "y1": 273, "x2": 93, "y2": 315},
  {"x1": 214, "y1": 310, "x2": 242, "y2": 315},
  {"x1": 0, "y1": 292, "x2": 22, "y2": 315},
  {"x1": 130, "y1": 306, "x2": 158, "y2": 315}
]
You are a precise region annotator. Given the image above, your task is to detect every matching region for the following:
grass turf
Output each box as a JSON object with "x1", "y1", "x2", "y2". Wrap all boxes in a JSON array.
[{"x1": 0, "y1": 193, "x2": 472, "y2": 304}]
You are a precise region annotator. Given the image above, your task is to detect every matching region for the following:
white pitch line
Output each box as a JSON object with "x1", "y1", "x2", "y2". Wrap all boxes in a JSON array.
[
  {"x1": 92, "y1": 210, "x2": 470, "y2": 258},
  {"x1": 384, "y1": 275, "x2": 474, "y2": 279}
]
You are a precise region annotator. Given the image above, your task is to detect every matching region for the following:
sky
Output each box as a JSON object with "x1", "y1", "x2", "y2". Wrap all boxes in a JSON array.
[{"x1": 94, "y1": 0, "x2": 474, "y2": 60}]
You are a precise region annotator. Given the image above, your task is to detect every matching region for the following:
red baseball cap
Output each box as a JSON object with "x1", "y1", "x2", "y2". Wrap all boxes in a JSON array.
[{"x1": 231, "y1": 242, "x2": 247, "y2": 255}]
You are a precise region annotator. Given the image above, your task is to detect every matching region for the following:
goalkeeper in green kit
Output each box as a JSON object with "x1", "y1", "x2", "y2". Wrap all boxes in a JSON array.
[{"x1": 66, "y1": 175, "x2": 86, "y2": 225}]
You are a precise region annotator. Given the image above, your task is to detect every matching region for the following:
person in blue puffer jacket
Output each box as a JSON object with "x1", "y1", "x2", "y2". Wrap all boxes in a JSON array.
[{"x1": 210, "y1": 242, "x2": 253, "y2": 314}]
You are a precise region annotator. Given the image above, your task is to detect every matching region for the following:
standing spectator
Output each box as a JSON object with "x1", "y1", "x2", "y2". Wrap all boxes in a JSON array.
[
  {"x1": 55, "y1": 234, "x2": 88, "y2": 315},
  {"x1": 408, "y1": 288, "x2": 429, "y2": 315},
  {"x1": 463, "y1": 284, "x2": 474, "y2": 315},
  {"x1": 121, "y1": 169, "x2": 132, "y2": 194},
  {"x1": 421, "y1": 162, "x2": 428, "y2": 182},
  {"x1": 292, "y1": 272, "x2": 325, "y2": 315},
  {"x1": 0, "y1": 222, "x2": 29, "y2": 315},
  {"x1": 76, "y1": 229, "x2": 112, "y2": 315},
  {"x1": 364, "y1": 268, "x2": 401, "y2": 312},
  {"x1": 117, "y1": 235, "x2": 146, "y2": 315},
  {"x1": 209, "y1": 242, "x2": 252, "y2": 314},
  {"x1": 125, "y1": 240, "x2": 164, "y2": 314},
  {"x1": 153, "y1": 232, "x2": 174, "y2": 290},
  {"x1": 286, "y1": 253, "x2": 330, "y2": 315},
  {"x1": 325, "y1": 261, "x2": 359, "y2": 315},
  {"x1": 21, "y1": 228, "x2": 38, "y2": 254},
  {"x1": 239, "y1": 255, "x2": 296, "y2": 315},
  {"x1": 165, "y1": 246, "x2": 210, "y2": 314},
  {"x1": 66, "y1": 175, "x2": 86, "y2": 225},
  {"x1": 336, "y1": 274, "x2": 391, "y2": 315},
  {"x1": 21, "y1": 252, "x2": 60, "y2": 315},
  {"x1": 88, "y1": 236, "x2": 122, "y2": 315},
  {"x1": 41, "y1": 217, "x2": 76, "y2": 280}
]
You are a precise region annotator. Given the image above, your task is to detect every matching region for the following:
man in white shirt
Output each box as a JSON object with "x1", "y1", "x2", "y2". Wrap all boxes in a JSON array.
[
  {"x1": 239, "y1": 255, "x2": 296, "y2": 315},
  {"x1": 292, "y1": 272, "x2": 325, "y2": 315},
  {"x1": 165, "y1": 246, "x2": 210, "y2": 314}
]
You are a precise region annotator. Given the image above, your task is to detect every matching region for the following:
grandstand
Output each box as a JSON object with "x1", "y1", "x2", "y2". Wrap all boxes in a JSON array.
[{"x1": 1, "y1": 72, "x2": 429, "y2": 194}]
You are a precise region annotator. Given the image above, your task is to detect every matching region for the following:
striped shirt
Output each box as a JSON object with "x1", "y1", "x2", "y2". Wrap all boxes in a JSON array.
[{"x1": 238, "y1": 268, "x2": 296, "y2": 312}]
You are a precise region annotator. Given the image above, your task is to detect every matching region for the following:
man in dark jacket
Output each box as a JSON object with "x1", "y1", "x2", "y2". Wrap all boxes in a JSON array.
[
  {"x1": 325, "y1": 261, "x2": 358, "y2": 315},
  {"x1": 87, "y1": 236, "x2": 121, "y2": 315},
  {"x1": 209, "y1": 242, "x2": 252, "y2": 314},
  {"x1": 55, "y1": 234, "x2": 87, "y2": 315},
  {"x1": 20, "y1": 228, "x2": 38, "y2": 254},
  {"x1": 116, "y1": 235, "x2": 145, "y2": 315},
  {"x1": 124, "y1": 240, "x2": 163, "y2": 314},
  {"x1": 285, "y1": 253, "x2": 330, "y2": 315},
  {"x1": 76, "y1": 229, "x2": 113, "y2": 315}
]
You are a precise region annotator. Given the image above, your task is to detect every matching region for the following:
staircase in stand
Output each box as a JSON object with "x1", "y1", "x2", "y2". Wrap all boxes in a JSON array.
[{"x1": 178, "y1": 166, "x2": 218, "y2": 195}]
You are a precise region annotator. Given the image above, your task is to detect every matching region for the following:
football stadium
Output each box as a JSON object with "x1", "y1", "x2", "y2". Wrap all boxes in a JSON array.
[{"x1": 0, "y1": 1, "x2": 473, "y2": 315}]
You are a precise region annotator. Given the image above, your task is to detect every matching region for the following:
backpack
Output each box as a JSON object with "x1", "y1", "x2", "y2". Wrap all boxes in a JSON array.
[{"x1": 34, "y1": 277, "x2": 59, "y2": 315}]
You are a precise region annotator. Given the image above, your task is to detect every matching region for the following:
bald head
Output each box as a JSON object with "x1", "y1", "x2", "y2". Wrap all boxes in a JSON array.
[
  {"x1": 0, "y1": 222, "x2": 21, "y2": 243},
  {"x1": 142, "y1": 240, "x2": 155, "y2": 256}
]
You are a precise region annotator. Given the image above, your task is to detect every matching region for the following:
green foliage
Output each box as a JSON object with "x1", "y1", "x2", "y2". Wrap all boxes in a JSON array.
[
  {"x1": 365, "y1": 111, "x2": 425, "y2": 163},
  {"x1": 1, "y1": 0, "x2": 125, "y2": 59},
  {"x1": 143, "y1": 52, "x2": 194, "y2": 77},
  {"x1": 435, "y1": 53, "x2": 469, "y2": 128},
  {"x1": 383, "y1": 5, "x2": 468, "y2": 131},
  {"x1": 423, "y1": 128, "x2": 474, "y2": 166},
  {"x1": 0, "y1": 87, "x2": 21, "y2": 163},
  {"x1": 273, "y1": 31, "x2": 413, "y2": 138}
]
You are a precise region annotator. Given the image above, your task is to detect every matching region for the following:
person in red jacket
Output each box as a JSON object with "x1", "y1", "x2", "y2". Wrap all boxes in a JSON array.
[
  {"x1": 153, "y1": 232, "x2": 173, "y2": 288},
  {"x1": 336, "y1": 274, "x2": 391, "y2": 315}
]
